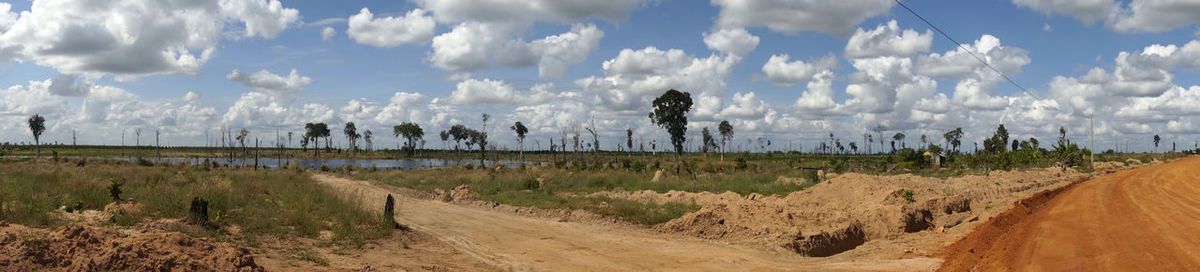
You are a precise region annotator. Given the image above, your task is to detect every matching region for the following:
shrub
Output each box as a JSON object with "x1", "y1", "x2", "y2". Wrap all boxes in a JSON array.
[
  {"x1": 108, "y1": 179, "x2": 124, "y2": 201},
  {"x1": 902, "y1": 189, "x2": 914, "y2": 203},
  {"x1": 735, "y1": 158, "x2": 748, "y2": 170},
  {"x1": 463, "y1": 163, "x2": 474, "y2": 170},
  {"x1": 319, "y1": 163, "x2": 331, "y2": 172}
]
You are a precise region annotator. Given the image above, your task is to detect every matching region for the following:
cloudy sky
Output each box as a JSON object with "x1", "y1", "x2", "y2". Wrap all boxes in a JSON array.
[{"x1": 2, "y1": 0, "x2": 1200, "y2": 153}]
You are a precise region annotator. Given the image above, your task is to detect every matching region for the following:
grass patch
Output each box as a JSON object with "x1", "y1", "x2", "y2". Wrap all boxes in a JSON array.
[
  {"x1": 295, "y1": 249, "x2": 330, "y2": 267},
  {"x1": 0, "y1": 159, "x2": 391, "y2": 248}
]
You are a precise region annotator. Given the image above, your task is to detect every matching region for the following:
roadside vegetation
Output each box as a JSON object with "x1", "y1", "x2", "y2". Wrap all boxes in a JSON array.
[{"x1": 0, "y1": 158, "x2": 392, "y2": 248}]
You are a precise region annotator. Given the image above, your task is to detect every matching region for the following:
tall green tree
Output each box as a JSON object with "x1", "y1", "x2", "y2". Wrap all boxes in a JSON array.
[
  {"x1": 648, "y1": 89, "x2": 693, "y2": 160},
  {"x1": 343, "y1": 122, "x2": 359, "y2": 153},
  {"x1": 27, "y1": 114, "x2": 45, "y2": 158},
  {"x1": 718, "y1": 120, "x2": 733, "y2": 160},
  {"x1": 1154, "y1": 134, "x2": 1161, "y2": 153},
  {"x1": 943, "y1": 128, "x2": 963, "y2": 154},
  {"x1": 893, "y1": 132, "x2": 906, "y2": 151},
  {"x1": 304, "y1": 123, "x2": 330, "y2": 157},
  {"x1": 394, "y1": 122, "x2": 424, "y2": 157},
  {"x1": 511, "y1": 121, "x2": 528, "y2": 162}
]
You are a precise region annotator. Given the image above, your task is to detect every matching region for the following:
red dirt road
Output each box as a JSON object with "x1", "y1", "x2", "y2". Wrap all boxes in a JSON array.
[{"x1": 939, "y1": 157, "x2": 1200, "y2": 271}]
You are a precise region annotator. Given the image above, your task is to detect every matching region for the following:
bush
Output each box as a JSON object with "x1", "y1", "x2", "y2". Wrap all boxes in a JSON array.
[
  {"x1": 108, "y1": 179, "x2": 124, "y2": 201},
  {"x1": 902, "y1": 189, "x2": 914, "y2": 203},
  {"x1": 319, "y1": 163, "x2": 331, "y2": 172},
  {"x1": 735, "y1": 158, "x2": 748, "y2": 170}
]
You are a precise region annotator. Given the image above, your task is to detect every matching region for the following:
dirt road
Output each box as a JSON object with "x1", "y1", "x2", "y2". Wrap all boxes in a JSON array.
[
  {"x1": 939, "y1": 156, "x2": 1200, "y2": 271},
  {"x1": 312, "y1": 174, "x2": 940, "y2": 271}
]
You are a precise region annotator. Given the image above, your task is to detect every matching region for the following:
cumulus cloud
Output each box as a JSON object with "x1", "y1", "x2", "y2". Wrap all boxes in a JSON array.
[
  {"x1": 0, "y1": 0, "x2": 300, "y2": 78},
  {"x1": 48, "y1": 74, "x2": 92, "y2": 97},
  {"x1": 718, "y1": 92, "x2": 770, "y2": 120},
  {"x1": 913, "y1": 35, "x2": 1032, "y2": 111},
  {"x1": 416, "y1": 0, "x2": 644, "y2": 24},
  {"x1": 1015, "y1": 0, "x2": 1200, "y2": 33},
  {"x1": 844, "y1": 20, "x2": 933, "y2": 59},
  {"x1": 529, "y1": 24, "x2": 605, "y2": 79},
  {"x1": 1012, "y1": 0, "x2": 1115, "y2": 24},
  {"x1": 428, "y1": 23, "x2": 603, "y2": 79},
  {"x1": 347, "y1": 8, "x2": 436, "y2": 47},
  {"x1": 761, "y1": 54, "x2": 838, "y2": 87},
  {"x1": 712, "y1": 0, "x2": 894, "y2": 36},
  {"x1": 226, "y1": 69, "x2": 313, "y2": 98},
  {"x1": 429, "y1": 22, "x2": 509, "y2": 72},
  {"x1": 703, "y1": 28, "x2": 760, "y2": 57},
  {"x1": 1110, "y1": 0, "x2": 1200, "y2": 33},
  {"x1": 321, "y1": 27, "x2": 336, "y2": 41},
  {"x1": 576, "y1": 47, "x2": 739, "y2": 113},
  {"x1": 446, "y1": 79, "x2": 556, "y2": 105}
]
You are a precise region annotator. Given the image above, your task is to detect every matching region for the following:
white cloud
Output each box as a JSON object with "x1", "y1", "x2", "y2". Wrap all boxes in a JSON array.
[
  {"x1": 446, "y1": 79, "x2": 556, "y2": 105},
  {"x1": 529, "y1": 24, "x2": 605, "y2": 79},
  {"x1": 0, "y1": 0, "x2": 299, "y2": 78},
  {"x1": 0, "y1": 3, "x2": 16, "y2": 33},
  {"x1": 792, "y1": 70, "x2": 841, "y2": 116},
  {"x1": 718, "y1": 92, "x2": 770, "y2": 120},
  {"x1": 321, "y1": 27, "x2": 336, "y2": 41},
  {"x1": 1012, "y1": 0, "x2": 1115, "y2": 24},
  {"x1": 347, "y1": 8, "x2": 436, "y2": 47},
  {"x1": 429, "y1": 23, "x2": 602, "y2": 78},
  {"x1": 1110, "y1": 0, "x2": 1200, "y2": 33},
  {"x1": 844, "y1": 20, "x2": 933, "y2": 59},
  {"x1": 416, "y1": 0, "x2": 645, "y2": 24},
  {"x1": 712, "y1": 0, "x2": 894, "y2": 36},
  {"x1": 183, "y1": 91, "x2": 201, "y2": 103},
  {"x1": 916, "y1": 35, "x2": 1030, "y2": 79},
  {"x1": 47, "y1": 74, "x2": 92, "y2": 97},
  {"x1": 576, "y1": 47, "x2": 739, "y2": 113},
  {"x1": 219, "y1": 0, "x2": 300, "y2": 38},
  {"x1": 1043, "y1": 23, "x2": 1053, "y2": 32},
  {"x1": 429, "y1": 22, "x2": 515, "y2": 72},
  {"x1": 761, "y1": 54, "x2": 838, "y2": 87},
  {"x1": 226, "y1": 69, "x2": 313, "y2": 98},
  {"x1": 703, "y1": 28, "x2": 760, "y2": 57}
]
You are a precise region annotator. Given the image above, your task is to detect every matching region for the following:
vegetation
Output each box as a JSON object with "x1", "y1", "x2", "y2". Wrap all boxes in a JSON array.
[
  {"x1": 393, "y1": 122, "x2": 424, "y2": 157},
  {"x1": 27, "y1": 114, "x2": 45, "y2": 158},
  {"x1": 649, "y1": 89, "x2": 694, "y2": 160},
  {"x1": 0, "y1": 159, "x2": 392, "y2": 248}
]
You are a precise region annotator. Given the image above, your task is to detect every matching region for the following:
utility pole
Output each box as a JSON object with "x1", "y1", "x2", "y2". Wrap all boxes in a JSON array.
[{"x1": 1089, "y1": 115, "x2": 1095, "y2": 168}]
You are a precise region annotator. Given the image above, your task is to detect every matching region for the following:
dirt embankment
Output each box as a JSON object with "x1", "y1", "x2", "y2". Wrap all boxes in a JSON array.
[
  {"x1": 938, "y1": 156, "x2": 1200, "y2": 271},
  {"x1": 0, "y1": 222, "x2": 261, "y2": 271},
  {"x1": 313, "y1": 173, "x2": 944, "y2": 271},
  {"x1": 592, "y1": 166, "x2": 1112, "y2": 258}
]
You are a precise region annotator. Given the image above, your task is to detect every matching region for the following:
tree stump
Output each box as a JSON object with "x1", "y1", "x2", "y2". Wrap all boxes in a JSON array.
[
  {"x1": 188, "y1": 197, "x2": 209, "y2": 226},
  {"x1": 384, "y1": 194, "x2": 408, "y2": 230}
]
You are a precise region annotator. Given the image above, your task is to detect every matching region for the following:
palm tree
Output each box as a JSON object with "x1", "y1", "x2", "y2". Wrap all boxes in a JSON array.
[{"x1": 27, "y1": 114, "x2": 45, "y2": 158}]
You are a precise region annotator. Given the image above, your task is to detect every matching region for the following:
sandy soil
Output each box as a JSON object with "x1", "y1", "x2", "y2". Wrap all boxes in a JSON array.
[
  {"x1": 0, "y1": 222, "x2": 262, "y2": 271},
  {"x1": 313, "y1": 173, "x2": 944, "y2": 271},
  {"x1": 588, "y1": 166, "x2": 1110, "y2": 261},
  {"x1": 938, "y1": 156, "x2": 1200, "y2": 271}
]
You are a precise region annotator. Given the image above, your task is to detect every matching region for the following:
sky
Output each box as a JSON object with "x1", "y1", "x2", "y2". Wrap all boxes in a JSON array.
[{"x1": 1, "y1": 0, "x2": 1200, "y2": 153}]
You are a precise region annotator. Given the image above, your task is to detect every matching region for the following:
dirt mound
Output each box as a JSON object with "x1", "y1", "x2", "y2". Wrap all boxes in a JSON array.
[
  {"x1": 436, "y1": 185, "x2": 481, "y2": 202},
  {"x1": 0, "y1": 222, "x2": 262, "y2": 271},
  {"x1": 628, "y1": 167, "x2": 1099, "y2": 257}
]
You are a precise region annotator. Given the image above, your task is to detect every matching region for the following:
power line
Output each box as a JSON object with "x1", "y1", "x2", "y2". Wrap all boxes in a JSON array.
[{"x1": 893, "y1": 0, "x2": 1039, "y2": 100}]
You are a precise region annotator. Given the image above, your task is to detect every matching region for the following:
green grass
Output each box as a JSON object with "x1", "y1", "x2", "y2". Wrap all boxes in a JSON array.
[
  {"x1": 0, "y1": 159, "x2": 392, "y2": 248},
  {"x1": 355, "y1": 164, "x2": 820, "y2": 225}
]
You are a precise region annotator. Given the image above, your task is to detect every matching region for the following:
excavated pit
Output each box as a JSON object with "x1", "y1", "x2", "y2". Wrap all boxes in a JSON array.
[{"x1": 785, "y1": 223, "x2": 868, "y2": 257}]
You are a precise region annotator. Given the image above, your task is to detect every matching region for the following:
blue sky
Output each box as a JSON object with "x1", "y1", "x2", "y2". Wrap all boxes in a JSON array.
[{"x1": 1, "y1": 0, "x2": 1200, "y2": 153}]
